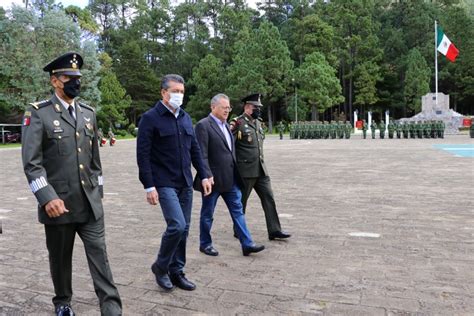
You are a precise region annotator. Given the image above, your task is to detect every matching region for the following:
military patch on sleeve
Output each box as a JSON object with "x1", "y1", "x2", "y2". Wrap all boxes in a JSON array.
[{"x1": 23, "y1": 111, "x2": 31, "y2": 126}]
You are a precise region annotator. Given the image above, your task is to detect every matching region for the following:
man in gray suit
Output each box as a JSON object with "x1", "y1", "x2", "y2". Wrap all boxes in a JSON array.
[
  {"x1": 194, "y1": 94, "x2": 265, "y2": 256},
  {"x1": 21, "y1": 52, "x2": 121, "y2": 316}
]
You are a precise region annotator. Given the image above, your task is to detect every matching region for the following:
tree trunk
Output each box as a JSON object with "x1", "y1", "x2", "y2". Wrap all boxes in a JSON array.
[
  {"x1": 311, "y1": 104, "x2": 318, "y2": 121},
  {"x1": 267, "y1": 104, "x2": 273, "y2": 133}
]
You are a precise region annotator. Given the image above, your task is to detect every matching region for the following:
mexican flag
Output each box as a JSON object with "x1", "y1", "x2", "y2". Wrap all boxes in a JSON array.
[{"x1": 437, "y1": 26, "x2": 459, "y2": 62}]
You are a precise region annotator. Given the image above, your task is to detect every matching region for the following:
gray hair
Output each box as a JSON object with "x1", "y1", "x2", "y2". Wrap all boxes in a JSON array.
[
  {"x1": 210, "y1": 93, "x2": 230, "y2": 106},
  {"x1": 161, "y1": 74, "x2": 185, "y2": 90}
]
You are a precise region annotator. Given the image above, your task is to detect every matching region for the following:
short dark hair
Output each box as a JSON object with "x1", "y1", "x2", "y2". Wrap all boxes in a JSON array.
[{"x1": 161, "y1": 74, "x2": 185, "y2": 90}]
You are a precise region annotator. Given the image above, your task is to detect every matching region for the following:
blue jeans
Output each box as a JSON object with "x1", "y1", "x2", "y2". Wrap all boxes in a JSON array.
[
  {"x1": 155, "y1": 186, "x2": 193, "y2": 275},
  {"x1": 200, "y1": 183, "x2": 254, "y2": 248}
]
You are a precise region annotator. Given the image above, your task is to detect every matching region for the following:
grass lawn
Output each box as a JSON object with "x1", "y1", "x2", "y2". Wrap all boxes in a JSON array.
[{"x1": 0, "y1": 143, "x2": 22, "y2": 149}]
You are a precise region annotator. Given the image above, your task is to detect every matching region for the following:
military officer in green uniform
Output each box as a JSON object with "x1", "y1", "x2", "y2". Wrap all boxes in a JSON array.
[
  {"x1": 230, "y1": 93, "x2": 291, "y2": 241},
  {"x1": 21, "y1": 53, "x2": 122, "y2": 316},
  {"x1": 395, "y1": 121, "x2": 401, "y2": 139}
]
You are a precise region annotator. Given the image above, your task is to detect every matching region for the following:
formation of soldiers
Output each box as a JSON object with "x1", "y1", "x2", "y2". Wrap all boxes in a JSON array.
[
  {"x1": 288, "y1": 119, "x2": 446, "y2": 140},
  {"x1": 289, "y1": 121, "x2": 353, "y2": 139},
  {"x1": 366, "y1": 120, "x2": 445, "y2": 139}
]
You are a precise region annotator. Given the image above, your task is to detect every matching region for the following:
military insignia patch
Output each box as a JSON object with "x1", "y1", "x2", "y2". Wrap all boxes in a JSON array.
[
  {"x1": 238, "y1": 130, "x2": 242, "y2": 140},
  {"x1": 247, "y1": 135, "x2": 252, "y2": 142},
  {"x1": 55, "y1": 104, "x2": 61, "y2": 112},
  {"x1": 86, "y1": 123, "x2": 93, "y2": 130},
  {"x1": 23, "y1": 116, "x2": 31, "y2": 126}
]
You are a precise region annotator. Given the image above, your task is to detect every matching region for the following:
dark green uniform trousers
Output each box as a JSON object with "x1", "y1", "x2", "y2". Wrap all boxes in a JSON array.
[
  {"x1": 239, "y1": 175, "x2": 282, "y2": 235},
  {"x1": 45, "y1": 216, "x2": 122, "y2": 315}
]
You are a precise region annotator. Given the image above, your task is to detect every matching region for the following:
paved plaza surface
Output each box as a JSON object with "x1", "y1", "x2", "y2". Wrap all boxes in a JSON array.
[{"x1": 1, "y1": 135, "x2": 473, "y2": 315}]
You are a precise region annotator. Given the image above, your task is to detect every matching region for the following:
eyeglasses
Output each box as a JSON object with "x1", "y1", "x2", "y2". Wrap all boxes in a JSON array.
[{"x1": 220, "y1": 106, "x2": 232, "y2": 111}]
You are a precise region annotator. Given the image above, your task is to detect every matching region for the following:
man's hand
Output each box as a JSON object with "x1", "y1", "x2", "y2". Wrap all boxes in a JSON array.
[
  {"x1": 202, "y1": 179, "x2": 212, "y2": 196},
  {"x1": 146, "y1": 189, "x2": 159, "y2": 205},
  {"x1": 209, "y1": 177, "x2": 215, "y2": 186},
  {"x1": 44, "y1": 199, "x2": 69, "y2": 218}
]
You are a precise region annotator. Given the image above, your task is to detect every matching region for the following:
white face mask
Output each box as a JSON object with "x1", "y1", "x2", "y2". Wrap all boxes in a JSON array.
[{"x1": 168, "y1": 93, "x2": 184, "y2": 110}]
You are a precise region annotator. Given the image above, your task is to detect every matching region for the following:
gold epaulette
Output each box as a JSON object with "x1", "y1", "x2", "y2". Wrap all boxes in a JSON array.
[{"x1": 30, "y1": 100, "x2": 52, "y2": 110}]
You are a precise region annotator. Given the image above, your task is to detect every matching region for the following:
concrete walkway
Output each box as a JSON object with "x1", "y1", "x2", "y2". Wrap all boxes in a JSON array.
[{"x1": 1, "y1": 135, "x2": 473, "y2": 315}]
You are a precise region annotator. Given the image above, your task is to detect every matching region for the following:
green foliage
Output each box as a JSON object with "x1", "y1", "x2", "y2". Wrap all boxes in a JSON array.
[
  {"x1": 96, "y1": 52, "x2": 131, "y2": 130},
  {"x1": 404, "y1": 48, "x2": 430, "y2": 113},
  {"x1": 295, "y1": 52, "x2": 343, "y2": 121},
  {"x1": 187, "y1": 54, "x2": 226, "y2": 121},
  {"x1": 1, "y1": 0, "x2": 474, "y2": 123}
]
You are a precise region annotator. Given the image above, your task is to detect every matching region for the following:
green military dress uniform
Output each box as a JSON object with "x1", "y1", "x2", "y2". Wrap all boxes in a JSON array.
[
  {"x1": 21, "y1": 53, "x2": 121, "y2": 315},
  {"x1": 230, "y1": 112, "x2": 282, "y2": 236}
]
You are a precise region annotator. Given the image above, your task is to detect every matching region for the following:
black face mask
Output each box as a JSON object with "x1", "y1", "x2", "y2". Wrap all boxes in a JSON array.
[
  {"x1": 251, "y1": 107, "x2": 261, "y2": 119},
  {"x1": 62, "y1": 78, "x2": 81, "y2": 99}
]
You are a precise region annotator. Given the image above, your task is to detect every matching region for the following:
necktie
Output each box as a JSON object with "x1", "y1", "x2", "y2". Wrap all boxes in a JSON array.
[{"x1": 68, "y1": 105, "x2": 75, "y2": 121}]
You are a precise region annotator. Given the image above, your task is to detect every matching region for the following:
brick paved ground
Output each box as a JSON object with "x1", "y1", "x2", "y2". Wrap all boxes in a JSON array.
[{"x1": 1, "y1": 135, "x2": 473, "y2": 315}]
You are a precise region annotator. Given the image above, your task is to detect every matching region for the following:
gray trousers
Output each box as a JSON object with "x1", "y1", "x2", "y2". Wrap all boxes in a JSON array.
[{"x1": 44, "y1": 216, "x2": 122, "y2": 315}]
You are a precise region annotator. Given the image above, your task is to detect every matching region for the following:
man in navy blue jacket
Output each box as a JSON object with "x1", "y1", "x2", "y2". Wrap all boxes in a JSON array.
[{"x1": 136, "y1": 74, "x2": 212, "y2": 291}]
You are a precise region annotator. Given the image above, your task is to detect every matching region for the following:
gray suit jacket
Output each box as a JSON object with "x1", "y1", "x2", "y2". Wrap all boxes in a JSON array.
[
  {"x1": 22, "y1": 94, "x2": 104, "y2": 224},
  {"x1": 193, "y1": 115, "x2": 241, "y2": 193}
]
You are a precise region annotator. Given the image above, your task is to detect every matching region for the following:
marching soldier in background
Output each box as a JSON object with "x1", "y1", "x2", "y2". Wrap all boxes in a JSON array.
[
  {"x1": 371, "y1": 121, "x2": 377, "y2": 139},
  {"x1": 395, "y1": 121, "x2": 402, "y2": 139},
  {"x1": 107, "y1": 127, "x2": 116, "y2": 146},
  {"x1": 388, "y1": 120, "x2": 394, "y2": 139},
  {"x1": 344, "y1": 121, "x2": 351, "y2": 139},
  {"x1": 97, "y1": 127, "x2": 106, "y2": 147},
  {"x1": 21, "y1": 52, "x2": 122, "y2": 316},
  {"x1": 277, "y1": 121, "x2": 285, "y2": 140},
  {"x1": 362, "y1": 119, "x2": 368, "y2": 139},
  {"x1": 402, "y1": 122, "x2": 409, "y2": 138},
  {"x1": 230, "y1": 93, "x2": 291, "y2": 241},
  {"x1": 379, "y1": 120, "x2": 385, "y2": 139}
]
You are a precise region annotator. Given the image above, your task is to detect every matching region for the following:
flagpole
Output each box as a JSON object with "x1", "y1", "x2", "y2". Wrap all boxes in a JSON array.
[{"x1": 435, "y1": 20, "x2": 438, "y2": 107}]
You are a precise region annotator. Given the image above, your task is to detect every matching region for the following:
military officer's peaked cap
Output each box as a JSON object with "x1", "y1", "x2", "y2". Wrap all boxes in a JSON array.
[
  {"x1": 241, "y1": 93, "x2": 263, "y2": 107},
  {"x1": 43, "y1": 52, "x2": 83, "y2": 76}
]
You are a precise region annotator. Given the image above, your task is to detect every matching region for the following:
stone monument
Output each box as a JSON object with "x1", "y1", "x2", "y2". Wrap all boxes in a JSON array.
[{"x1": 400, "y1": 92, "x2": 464, "y2": 134}]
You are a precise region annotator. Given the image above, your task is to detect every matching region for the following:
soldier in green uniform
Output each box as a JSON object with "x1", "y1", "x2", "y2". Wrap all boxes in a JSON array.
[
  {"x1": 416, "y1": 121, "x2": 421, "y2": 138},
  {"x1": 277, "y1": 121, "x2": 285, "y2": 140},
  {"x1": 409, "y1": 121, "x2": 416, "y2": 138},
  {"x1": 388, "y1": 120, "x2": 395, "y2": 139},
  {"x1": 402, "y1": 122, "x2": 408, "y2": 138},
  {"x1": 395, "y1": 121, "x2": 401, "y2": 139},
  {"x1": 330, "y1": 121, "x2": 336, "y2": 139},
  {"x1": 370, "y1": 121, "x2": 377, "y2": 139},
  {"x1": 344, "y1": 121, "x2": 351, "y2": 139},
  {"x1": 230, "y1": 93, "x2": 291, "y2": 241},
  {"x1": 362, "y1": 119, "x2": 368, "y2": 139},
  {"x1": 379, "y1": 120, "x2": 385, "y2": 139},
  {"x1": 21, "y1": 53, "x2": 121, "y2": 316},
  {"x1": 424, "y1": 121, "x2": 431, "y2": 138}
]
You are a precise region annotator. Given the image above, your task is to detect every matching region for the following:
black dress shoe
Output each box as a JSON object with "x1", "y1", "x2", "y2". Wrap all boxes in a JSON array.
[
  {"x1": 242, "y1": 243, "x2": 265, "y2": 256},
  {"x1": 170, "y1": 272, "x2": 196, "y2": 291},
  {"x1": 269, "y1": 231, "x2": 291, "y2": 240},
  {"x1": 199, "y1": 245, "x2": 219, "y2": 256},
  {"x1": 55, "y1": 304, "x2": 74, "y2": 316},
  {"x1": 151, "y1": 263, "x2": 173, "y2": 291}
]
